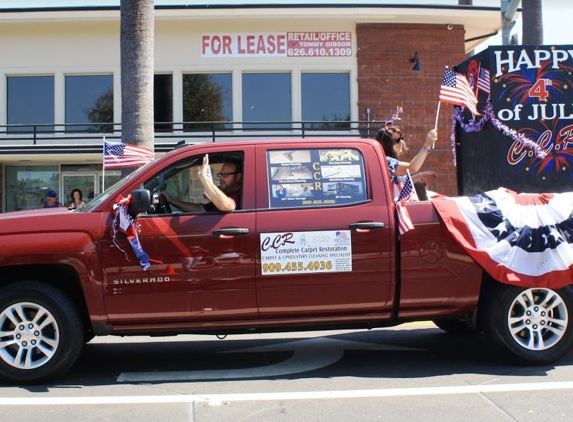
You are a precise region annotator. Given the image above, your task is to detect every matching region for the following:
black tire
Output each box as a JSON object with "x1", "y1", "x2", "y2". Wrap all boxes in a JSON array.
[
  {"x1": 481, "y1": 283, "x2": 573, "y2": 365},
  {"x1": 433, "y1": 316, "x2": 480, "y2": 335},
  {"x1": 0, "y1": 281, "x2": 85, "y2": 384}
]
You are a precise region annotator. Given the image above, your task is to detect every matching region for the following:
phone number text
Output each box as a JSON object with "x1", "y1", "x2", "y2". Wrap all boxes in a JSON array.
[
  {"x1": 287, "y1": 48, "x2": 352, "y2": 57},
  {"x1": 262, "y1": 260, "x2": 333, "y2": 273}
]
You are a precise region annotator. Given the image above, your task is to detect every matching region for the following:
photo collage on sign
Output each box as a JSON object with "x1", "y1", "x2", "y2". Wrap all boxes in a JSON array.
[{"x1": 267, "y1": 148, "x2": 366, "y2": 208}]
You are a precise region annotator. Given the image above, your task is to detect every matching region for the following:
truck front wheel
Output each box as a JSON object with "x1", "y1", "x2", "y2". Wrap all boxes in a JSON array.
[
  {"x1": 482, "y1": 284, "x2": 573, "y2": 365},
  {"x1": 0, "y1": 281, "x2": 85, "y2": 384}
]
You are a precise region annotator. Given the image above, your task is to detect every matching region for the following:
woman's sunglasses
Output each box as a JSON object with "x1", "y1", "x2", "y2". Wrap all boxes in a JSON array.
[{"x1": 394, "y1": 136, "x2": 404, "y2": 144}]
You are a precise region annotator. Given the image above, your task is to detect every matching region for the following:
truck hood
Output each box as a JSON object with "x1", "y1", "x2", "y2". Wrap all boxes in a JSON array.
[{"x1": 0, "y1": 207, "x2": 103, "y2": 236}]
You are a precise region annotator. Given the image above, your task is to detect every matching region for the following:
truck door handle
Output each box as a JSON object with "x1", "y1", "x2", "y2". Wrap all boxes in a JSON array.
[
  {"x1": 212, "y1": 228, "x2": 250, "y2": 237},
  {"x1": 349, "y1": 222, "x2": 385, "y2": 231}
]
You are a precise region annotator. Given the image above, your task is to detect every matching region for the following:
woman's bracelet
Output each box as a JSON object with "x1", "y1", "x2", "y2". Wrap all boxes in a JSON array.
[{"x1": 421, "y1": 144, "x2": 431, "y2": 153}]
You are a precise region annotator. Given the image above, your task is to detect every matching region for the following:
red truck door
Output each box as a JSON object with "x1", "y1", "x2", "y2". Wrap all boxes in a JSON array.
[
  {"x1": 100, "y1": 147, "x2": 258, "y2": 324},
  {"x1": 254, "y1": 143, "x2": 395, "y2": 318}
]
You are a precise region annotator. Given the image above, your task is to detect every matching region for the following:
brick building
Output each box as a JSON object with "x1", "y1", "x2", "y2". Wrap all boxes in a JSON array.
[{"x1": 0, "y1": 2, "x2": 502, "y2": 211}]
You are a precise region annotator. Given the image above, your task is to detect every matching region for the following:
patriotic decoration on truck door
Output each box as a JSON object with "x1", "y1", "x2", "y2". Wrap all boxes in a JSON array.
[
  {"x1": 431, "y1": 188, "x2": 573, "y2": 288},
  {"x1": 112, "y1": 194, "x2": 151, "y2": 270}
]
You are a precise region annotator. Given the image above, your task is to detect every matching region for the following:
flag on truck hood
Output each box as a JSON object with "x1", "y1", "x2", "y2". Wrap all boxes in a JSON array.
[{"x1": 431, "y1": 188, "x2": 573, "y2": 289}]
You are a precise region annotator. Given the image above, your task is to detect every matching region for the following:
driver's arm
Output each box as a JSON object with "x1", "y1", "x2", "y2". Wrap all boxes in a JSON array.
[
  {"x1": 160, "y1": 191, "x2": 204, "y2": 212},
  {"x1": 197, "y1": 155, "x2": 237, "y2": 212}
]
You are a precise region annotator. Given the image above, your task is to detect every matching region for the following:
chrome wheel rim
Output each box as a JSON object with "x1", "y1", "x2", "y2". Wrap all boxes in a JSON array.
[
  {"x1": 0, "y1": 302, "x2": 59, "y2": 369},
  {"x1": 508, "y1": 288, "x2": 568, "y2": 351}
]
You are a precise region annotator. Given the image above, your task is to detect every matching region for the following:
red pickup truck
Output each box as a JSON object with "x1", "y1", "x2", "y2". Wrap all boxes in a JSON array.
[{"x1": 1, "y1": 138, "x2": 572, "y2": 384}]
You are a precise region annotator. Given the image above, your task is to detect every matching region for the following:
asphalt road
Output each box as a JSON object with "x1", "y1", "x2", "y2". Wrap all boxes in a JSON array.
[{"x1": 1, "y1": 322, "x2": 573, "y2": 421}]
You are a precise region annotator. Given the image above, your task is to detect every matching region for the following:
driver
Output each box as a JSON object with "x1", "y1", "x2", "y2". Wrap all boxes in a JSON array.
[{"x1": 161, "y1": 154, "x2": 242, "y2": 212}]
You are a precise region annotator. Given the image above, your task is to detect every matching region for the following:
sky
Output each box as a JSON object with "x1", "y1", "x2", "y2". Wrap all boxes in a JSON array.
[
  {"x1": 479, "y1": 0, "x2": 573, "y2": 48},
  {"x1": 0, "y1": 1, "x2": 571, "y2": 49}
]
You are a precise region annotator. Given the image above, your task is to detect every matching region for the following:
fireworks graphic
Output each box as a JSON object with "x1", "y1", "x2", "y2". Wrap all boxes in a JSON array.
[
  {"x1": 493, "y1": 49, "x2": 573, "y2": 179},
  {"x1": 497, "y1": 59, "x2": 573, "y2": 108}
]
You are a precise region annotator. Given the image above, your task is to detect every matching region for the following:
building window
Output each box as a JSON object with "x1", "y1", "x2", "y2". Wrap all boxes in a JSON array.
[
  {"x1": 65, "y1": 75, "x2": 113, "y2": 133},
  {"x1": 302, "y1": 73, "x2": 350, "y2": 130},
  {"x1": 5, "y1": 165, "x2": 60, "y2": 211},
  {"x1": 155, "y1": 74, "x2": 173, "y2": 133},
  {"x1": 7, "y1": 76, "x2": 54, "y2": 133},
  {"x1": 183, "y1": 73, "x2": 232, "y2": 131},
  {"x1": 242, "y1": 73, "x2": 291, "y2": 130}
]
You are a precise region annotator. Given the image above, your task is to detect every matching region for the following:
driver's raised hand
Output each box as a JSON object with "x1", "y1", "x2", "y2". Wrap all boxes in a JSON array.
[{"x1": 197, "y1": 154, "x2": 212, "y2": 183}]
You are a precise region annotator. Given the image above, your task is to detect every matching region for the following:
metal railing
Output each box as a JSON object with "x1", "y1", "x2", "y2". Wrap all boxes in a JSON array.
[{"x1": 0, "y1": 120, "x2": 377, "y2": 146}]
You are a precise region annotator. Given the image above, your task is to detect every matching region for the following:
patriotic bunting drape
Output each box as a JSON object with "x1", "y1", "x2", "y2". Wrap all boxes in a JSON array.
[{"x1": 431, "y1": 188, "x2": 573, "y2": 288}]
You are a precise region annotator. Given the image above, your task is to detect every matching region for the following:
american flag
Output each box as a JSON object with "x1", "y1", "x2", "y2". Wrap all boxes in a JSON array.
[
  {"x1": 396, "y1": 175, "x2": 415, "y2": 235},
  {"x1": 396, "y1": 200, "x2": 414, "y2": 235},
  {"x1": 432, "y1": 188, "x2": 573, "y2": 289},
  {"x1": 104, "y1": 140, "x2": 155, "y2": 169},
  {"x1": 397, "y1": 175, "x2": 414, "y2": 202},
  {"x1": 477, "y1": 67, "x2": 491, "y2": 94},
  {"x1": 439, "y1": 68, "x2": 480, "y2": 115}
]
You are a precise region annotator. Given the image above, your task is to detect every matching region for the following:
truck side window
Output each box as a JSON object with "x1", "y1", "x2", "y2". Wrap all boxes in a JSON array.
[
  {"x1": 143, "y1": 151, "x2": 244, "y2": 213},
  {"x1": 267, "y1": 148, "x2": 367, "y2": 209}
]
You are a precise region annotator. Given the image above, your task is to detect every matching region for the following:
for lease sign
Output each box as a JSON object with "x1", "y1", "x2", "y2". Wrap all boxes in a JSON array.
[{"x1": 201, "y1": 32, "x2": 352, "y2": 58}]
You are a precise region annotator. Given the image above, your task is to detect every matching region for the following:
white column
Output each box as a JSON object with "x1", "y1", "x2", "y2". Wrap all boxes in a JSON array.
[
  {"x1": 0, "y1": 72, "x2": 6, "y2": 127},
  {"x1": 172, "y1": 68, "x2": 183, "y2": 132},
  {"x1": 54, "y1": 71, "x2": 65, "y2": 132}
]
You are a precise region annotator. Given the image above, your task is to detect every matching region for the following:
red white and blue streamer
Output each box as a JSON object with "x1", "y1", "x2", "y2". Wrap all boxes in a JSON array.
[{"x1": 112, "y1": 195, "x2": 151, "y2": 271}]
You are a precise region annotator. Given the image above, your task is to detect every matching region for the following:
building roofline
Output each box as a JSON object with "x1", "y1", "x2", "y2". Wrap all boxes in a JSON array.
[
  {"x1": 0, "y1": 3, "x2": 506, "y2": 54},
  {"x1": 0, "y1": 4, "x2": 501, "y2": 14}
]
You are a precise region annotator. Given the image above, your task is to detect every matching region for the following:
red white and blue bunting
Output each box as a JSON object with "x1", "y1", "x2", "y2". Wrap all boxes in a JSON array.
[{"x1": 432, "y1": 188, "x2": 573, "y2": 288}]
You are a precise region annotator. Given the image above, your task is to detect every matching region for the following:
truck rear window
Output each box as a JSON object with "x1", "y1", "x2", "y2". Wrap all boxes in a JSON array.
[{"x1": 267, "y1": 148, "x2": 367, "y2": 208}]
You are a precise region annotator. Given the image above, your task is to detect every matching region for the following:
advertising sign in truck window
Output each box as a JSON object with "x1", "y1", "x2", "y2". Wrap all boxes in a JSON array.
[{"x1": 267, "y1": 148, "x2": 367, "y2": 208}]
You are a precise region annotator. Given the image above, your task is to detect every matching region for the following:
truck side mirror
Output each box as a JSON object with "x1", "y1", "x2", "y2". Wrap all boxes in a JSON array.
[{"x1": 128, "y1": 189, "x2": 151, "y2": 218}]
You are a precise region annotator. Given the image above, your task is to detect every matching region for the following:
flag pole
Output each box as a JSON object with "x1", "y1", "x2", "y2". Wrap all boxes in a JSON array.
[
  {"x1": 432, "y1": 101, "x2": 441, "y2": 150},
  {"x1": 475, "y1": 62, "x2": 481, "y2": 98},
  {"x1": 102, "y1": 135, "x2": 106, "y2": 193},
  {"x1": 434, "y1": 101, "x2": 441, "y2": 131}
]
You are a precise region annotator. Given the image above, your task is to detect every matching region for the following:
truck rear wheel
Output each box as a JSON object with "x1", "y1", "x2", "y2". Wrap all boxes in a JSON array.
[
  {"x1": 482, "y1": 284, "x2": 573, "y2": 365},
  {"x1": 0, "y1": 281, "x2": 84, "y2": 384}
]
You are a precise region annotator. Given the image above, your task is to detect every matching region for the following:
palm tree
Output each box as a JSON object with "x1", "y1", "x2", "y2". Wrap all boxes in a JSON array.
[
  {"x1": 120, "y1": 0, "x2": 155, "y2": 174},
  {"x1": 522, "y1": 0, "x2": 543, "y2": 45}
]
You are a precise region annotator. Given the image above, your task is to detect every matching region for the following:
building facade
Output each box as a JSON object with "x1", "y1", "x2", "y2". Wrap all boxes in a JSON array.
[{"x1": 0, "y1": 2, "x2": 502, "y2": 212}]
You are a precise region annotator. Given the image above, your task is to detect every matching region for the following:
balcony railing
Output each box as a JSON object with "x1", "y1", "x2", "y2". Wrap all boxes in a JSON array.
[{"x1": 0, "y1": 120, "x2": 378, "y2": 146}]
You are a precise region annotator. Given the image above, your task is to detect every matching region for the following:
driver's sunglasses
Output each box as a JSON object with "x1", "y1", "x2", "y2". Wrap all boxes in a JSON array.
[
  {"x1": 394, "y1": 136, "x2": 404, "y2": 144},
  {"x1": 217, "y1": 172, "x2": 238, "y2": 178}
]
